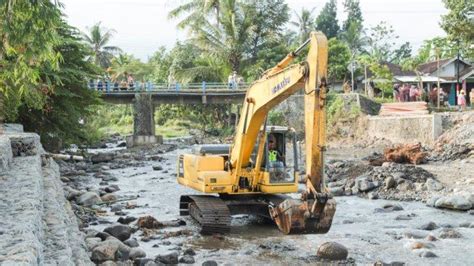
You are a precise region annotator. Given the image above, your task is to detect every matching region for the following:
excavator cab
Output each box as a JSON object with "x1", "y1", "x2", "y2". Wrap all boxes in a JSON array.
[{"x1": 258, "y1": 127, "x2": 297, "y2": 184}]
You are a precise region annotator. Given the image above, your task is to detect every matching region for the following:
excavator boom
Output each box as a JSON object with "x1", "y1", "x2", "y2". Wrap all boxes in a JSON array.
[{"x1": 230, "y1": 32, "x2": 336, "y2": 234}]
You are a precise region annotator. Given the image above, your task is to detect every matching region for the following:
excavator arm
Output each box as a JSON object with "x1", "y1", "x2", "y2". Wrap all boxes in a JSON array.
[{"x1": 229, "y1": 32, "x2": 336, "y2": 234}]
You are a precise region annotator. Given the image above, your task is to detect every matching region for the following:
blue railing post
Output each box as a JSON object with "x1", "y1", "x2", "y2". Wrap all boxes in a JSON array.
[
  {"x1": 106, "y1": 81, "x2": 110, "y2": 93},
  {"x1": 176, "y1": 83, "x2": 180, "y2": 91},
  {"x1": 202, "y1": 81, "x2": 206, "y2": 93}
]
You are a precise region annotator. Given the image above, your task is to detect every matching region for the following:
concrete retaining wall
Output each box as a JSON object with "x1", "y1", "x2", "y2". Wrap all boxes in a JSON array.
[{"x1": 367, "y1": 114, "x2": 442, "y2": 145}]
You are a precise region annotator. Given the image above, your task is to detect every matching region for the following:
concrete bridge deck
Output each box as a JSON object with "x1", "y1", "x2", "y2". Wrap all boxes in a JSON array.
[{"x1": 100, "y1": 89, "x2": 247, "y2": 104}]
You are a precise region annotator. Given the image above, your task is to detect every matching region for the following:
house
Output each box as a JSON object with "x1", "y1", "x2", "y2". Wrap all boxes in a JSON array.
[{"x1": 417, "y1": 58, "x2": 474, "y2": 105}]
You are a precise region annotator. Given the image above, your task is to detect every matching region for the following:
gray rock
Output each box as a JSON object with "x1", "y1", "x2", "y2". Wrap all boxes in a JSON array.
[
  {"x1": 419, "y1": 222, "x2": 438, "y2": 231},
  {"x1": 435, "y1": 196, "x2": 472, "y2": 210},
  {"x1": 385, "y1": 176, "x2": 397, "y2": 189},
  {"x1": 383, "y1": 203, "x2": 404, "y2": 212},
  {"x1": 152, "y1": 165, "x2": 163, "y2": 171},
  {"x1": 424, "y1": 178, "x2": 443, "y2": 191},
  {"x1": 368, "y1": 192, "x2": 378, "y2": 200},
  {"x1": 459, "y1": 222, "x2": 473, "y2": 228},
  {"x1": 91, "y1": 152, "x2": 115, "y2": 163},
  {"x1": 130, "y1": 248, "x2": 146, "y2": 259},
  {"x1": 85, "y1": 237, "x2": 102, "y2": 250},
  {"x1": 155, "y1": 252, "x2": 179, "y2": 264},
  {"x1": 77, "y1": 191, "x2": 102, "y2": 206},
  {"x1": 426, "y1": 196, "x2": 441, "y2": 207},
  {"x1": 105, "y1": 185, "x2": 120, "y2": 193},
  {"x1": 397, "y1": 180, "x2": 415, "y2": 191},
  {"x1": 133, "y1": 258, "x2": 156, "y2": 266},
  {"x1": 118, "y1": 216, "x2": 137, "y2": 225},
  {"x1": 316, "y1": 242, "x2": 348, "y2": 261},
  {"x1": 124, "y1": 238, "x2": 139, "y2": 248},
  {"x1": 183, "y1": 248, "x2": 196, "y2": 256},
  {"x1": 438, "y1": 228, "x2": 462, "y2": 239},
  {"x1": 179, "y1": 255, "x2": 195, "y2": 264},
  {"x1": 329, "y1": 186, "x2": 344, "y2": 196},
  {"x1": 404, "y1": 230, "x2": 428, "y2": 239},
  {"x1": 111, "y1": 204, "x2": 123, "y2": 212},
  {"x1": 418, "y1": 250, "x2": 437, "y2": 258},
  {"x1": 104, "y1": 224, "x2": 132, "y2": 241},
  {"x1": 91, "y1": 238, "x2": 131, "y2": 263},
  {"x1": 202, "y1": 261, "x2": 218, "y2": 266},
  {"x1": 99, "y1": 261, "x2": 117, "y2": 266}
]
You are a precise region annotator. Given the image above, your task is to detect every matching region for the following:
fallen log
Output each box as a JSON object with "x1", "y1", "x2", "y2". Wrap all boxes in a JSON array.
[{"x1": 49, "y1": 153, "x2": 84, "y2": 161}]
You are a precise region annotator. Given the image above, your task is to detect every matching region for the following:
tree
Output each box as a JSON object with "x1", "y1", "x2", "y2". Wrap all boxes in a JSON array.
[
  {"x1": 390, "y1": 42, "x2": 412, "y2": 64},
  {"x1": 415, "y1": 37, "x2": 458, "y2": 63},
  {"x1": 342, "y1": 0, "x2": 363, "y2": 33},
  {"x1": 247, "y1": 0, "x2": 290, "y2": 63},
  {"x1": 366, "y1": 21, "x2": 399, "y2": 62},
  {"x1": 108, "y1": 54, "x2": 153, "y2": 82},
  {"x1": 0, "y1": 0, "x2": 62, "y2": 120},
  {"x1": 82, "y1": 22, "x2": 121, "y2": 69},
  {"x1": 16, "y1": 21, "x2": 101, "y2": 151},
  {"x1": 168, "y1": 0, "x2": 222, "y2": 29},
  {"x1": 315, "y1": 0, "x2": 340, "y2": 39},
  {"x1": 328, "y1": 38, "x2": 350, "y2": 82},
  {"x1": 440, "y1": 0, "x2": 474, "y2": 60},
  {"x1": 291, "y1": 8, "x2": 316, "y2": 43},
  {"x1": 192, "y1": 0, "x2": 254, "y2": 72}
]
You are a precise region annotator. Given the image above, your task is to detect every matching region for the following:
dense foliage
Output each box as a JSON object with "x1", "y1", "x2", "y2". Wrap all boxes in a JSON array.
[{"x1": 0, "y1": 1, "x2": 101, "y2": 150}]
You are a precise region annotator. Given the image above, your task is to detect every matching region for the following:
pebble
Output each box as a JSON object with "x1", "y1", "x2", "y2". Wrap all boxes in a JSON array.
[
  {"x1": 152, "y1": 165, "x2": 163, "y2": 171},
  {"x1": 425, "y1": 235, "x2": 438, "y2": 241},
  {"x1": 129, "y1": 247, "x2": 146, "y2": 259},
  {"x1": 316, "y1": 242, "x2": 348, "y2": 261}
]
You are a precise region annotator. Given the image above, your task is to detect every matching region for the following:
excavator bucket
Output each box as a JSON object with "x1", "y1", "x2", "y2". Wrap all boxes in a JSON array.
[{"x1": 269, "y1": 196, "x2": 336, "y2": 234}]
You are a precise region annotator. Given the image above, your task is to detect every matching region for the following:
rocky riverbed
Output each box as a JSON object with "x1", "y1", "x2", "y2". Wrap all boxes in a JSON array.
[{"x1": 54, "y1": 136, "x2": 474, "y2": 266}]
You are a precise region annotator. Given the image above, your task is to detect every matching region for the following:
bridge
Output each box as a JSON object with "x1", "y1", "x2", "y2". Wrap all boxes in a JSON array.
[
  {"x1": 94, "y1": 82, "x2": 248, "y2": 104},
  {"x1": 92, "y1": 82, "x2": 249, "y2": 147}
]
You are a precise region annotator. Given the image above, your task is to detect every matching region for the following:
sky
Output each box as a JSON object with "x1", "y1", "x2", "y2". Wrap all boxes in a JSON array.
[{"x1": 61, "y1": 0, "x2": 448, "y2": 61}]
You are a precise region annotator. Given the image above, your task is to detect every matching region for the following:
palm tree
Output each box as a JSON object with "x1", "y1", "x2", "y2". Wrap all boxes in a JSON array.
[
  {"x1": 168, "y1": 0, "x2": 222, "y2": 29},
  {"x1": 82, "y1": 22, "x2": 121, "y2": 69},
  {"x1": 291, "y1": 7, "x2": 316, "y2": 43},
  {"x1": 192, "y1": 0, "x2": 254, "y2": 72}
]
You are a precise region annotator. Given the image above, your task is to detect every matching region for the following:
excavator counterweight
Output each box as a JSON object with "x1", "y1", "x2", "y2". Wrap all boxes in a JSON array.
[{"x1": 177, "y1": 32, "x2": 336, "y2": 235}]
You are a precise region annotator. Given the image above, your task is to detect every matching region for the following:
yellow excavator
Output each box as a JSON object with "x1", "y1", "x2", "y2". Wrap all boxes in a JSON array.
[{"x1": 177, "y1": 32, "x2": 336, "y2": 235}]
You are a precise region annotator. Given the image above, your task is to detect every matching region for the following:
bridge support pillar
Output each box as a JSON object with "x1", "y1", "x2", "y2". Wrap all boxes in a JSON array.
[{"x1": 126, "y1": 93, "x2": 162, "y2": 147}]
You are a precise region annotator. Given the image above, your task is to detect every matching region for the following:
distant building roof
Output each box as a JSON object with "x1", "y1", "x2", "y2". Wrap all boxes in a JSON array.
[
  {"x1": 417, "y1": 59, "x2": 451, "y2": 74},
  {"x1": 366, "y1": 62, "x2": 416, "y2": 78}
]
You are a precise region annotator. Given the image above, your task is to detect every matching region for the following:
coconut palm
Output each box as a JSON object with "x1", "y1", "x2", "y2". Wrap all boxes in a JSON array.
[
  {"x1": 192, "y1": 0, "x2": 254, "y2": 72},
  {"x1": 82, "y1": 22, "x2": 121, "y2": 69},
  {"x1": 168, "y1": 0, "x2": 222, "y2": 29},
  {"x1": 291, "y1": 7, "x2": 316, "y2": 43}
]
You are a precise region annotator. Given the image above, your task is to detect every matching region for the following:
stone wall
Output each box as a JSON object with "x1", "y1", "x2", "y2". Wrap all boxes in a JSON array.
[{"x1": 0, "y1": 127, "x2": 92, "y2": 265}]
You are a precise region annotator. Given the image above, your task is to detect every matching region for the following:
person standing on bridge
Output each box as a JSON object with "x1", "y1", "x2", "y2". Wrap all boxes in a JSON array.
[
  {"x1": 127, "y1": 74, "x2": 135, "y2": 90},
  {"x1": 228, "y1": 73, "x2": 234, "y2": 89}
]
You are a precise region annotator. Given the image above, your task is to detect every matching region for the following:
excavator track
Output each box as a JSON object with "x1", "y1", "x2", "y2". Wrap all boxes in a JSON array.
[{"x1": 180, "y1": 195, "x2": 231, "y2": 234}]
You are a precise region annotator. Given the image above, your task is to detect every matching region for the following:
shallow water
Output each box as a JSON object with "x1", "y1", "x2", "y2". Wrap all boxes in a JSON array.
[{"x1": 86, "y1": 146, "x2": 474, "y2": 265}]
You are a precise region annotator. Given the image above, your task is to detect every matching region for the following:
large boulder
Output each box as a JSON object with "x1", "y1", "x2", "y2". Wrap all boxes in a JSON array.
[
  {"x1": 91, "y1": 152, "x2": 115, "y2": 164},
  {"x1": 424, "y1": 178, "x2": 443, "y2": 191},
  {"x1": 77, "y1": 191, "x2": 102, "y2": 206},
  {"x1": 91, "y1": 238, "x2": 130, "y2": 263},
  {"x1": 434, "y1": 195, "x2": 472, "y2": 211},
  {"x1": 155, "y1": 252, "x2": 179, "y2": 264},
  {"x1": 104, "y1": 224, "x2": 132, "y2": 241},
  {"x1": 316, "y1": 242, "x2": 348, "y2": 261}
]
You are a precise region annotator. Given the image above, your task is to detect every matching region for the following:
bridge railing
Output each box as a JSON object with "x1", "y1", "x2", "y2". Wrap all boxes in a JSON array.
[{"x1": 89, "y1": 81, "x2": 250, "y2": 93}]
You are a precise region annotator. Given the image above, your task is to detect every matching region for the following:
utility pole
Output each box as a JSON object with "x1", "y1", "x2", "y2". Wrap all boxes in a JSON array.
[
  {"x1": 437, "y1": 49, "x2": 441, "y2": 109},
  {"x1": 456, "y1": 39, "x2": 460, "y2": 105}
]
